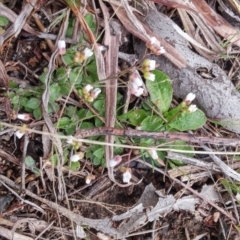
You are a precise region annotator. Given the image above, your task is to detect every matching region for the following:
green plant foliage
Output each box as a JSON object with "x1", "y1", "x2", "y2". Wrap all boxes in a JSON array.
[
  {"x1": 140, "y1": 115, "x2": 164, "y2": 131},
  {"x1": 69, "y1": 161, "x2": 80, "y2": 171},
  {"x1": 146, "y1": 70, "x2": 173, "y2": 113},
  {"x1": 25, "y1": 156, "x2": 40, "y2": 175},
  {"x1": 118, "y1": 109, "x2": 148, "y2": 126},
  {"x1": 166, "y1": 109, "x2": 206, "y2": 131},
  {"x1": 0, "y1": 16, "x2": 9, "y2": 27}
]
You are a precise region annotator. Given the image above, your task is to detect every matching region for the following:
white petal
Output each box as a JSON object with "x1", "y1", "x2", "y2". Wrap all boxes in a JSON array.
[
  {"x1": 185, "y1": 93, "x2": 196, "y2": 102},
  {"x1": 188, "y1": 104, "x2": 198, "y2": 113},
  {"x1": 134, "y1": 88, "x2": 144, "y2": 97},
  {"x1": 17, "y1": 113, "x2": 31, "y2": 121},
  {"x1": 15, "y1": 130, "x2": 24, "y2": 139},
  {"x1": 70, "y1": 154, "x2": 80, "y2": 162},
  {"x1": 83, "y1": 48, "x2": 93, "y2": 58},
  {"x1": 66, "y1": 136, "x2": 74, "y2": 144},
  {"x1": 123, "y1": 171, "x2": 132, "y2": 183}
]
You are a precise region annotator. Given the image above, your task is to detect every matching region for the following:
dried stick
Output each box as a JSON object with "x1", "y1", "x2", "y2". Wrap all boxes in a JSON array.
[{"x1": 74, "y1": 127, "x2": 240, "y2": 146}]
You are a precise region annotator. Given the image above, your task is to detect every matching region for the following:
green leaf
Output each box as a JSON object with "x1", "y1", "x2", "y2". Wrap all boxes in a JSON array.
[
  {"x1": 33, "y1": 108, "x2": 42, "y2": 119},
  {"x1": 25, "y1": 156, "x2": 35, "y2": 168},
  {"x1": 69, "y1": 68, "x2": 83, "y2": 84},
  {"x1": 25, "y1": 98, "x2": 41, "y2": 109},
  {"x1": 146, "y1": 70, "x2": 172, "y2": 113},
  {"x1": 118, "y1": 109, "x2": 148, "y2": 126},
  {"x1": 11, "y1": 95, "x2": 19, "y2": 104},
  {"x1": 56, "y1": 67, "x2": 68, "y2": 84},
  {"x1": 140, "y1": 115, "x2": 164, "y2": 131},
  {"x1": 69, "y1": 161, "x2": 80, "y2": 171},
  {"x1": 25, "y1": 156, "x2": 40, "y2": 175},
  {"x1": 57, "y1": 117, "x2": 71, "y2": 129},
  {"x1": 49, "y1": 83, "x2": 61, "y2": 103},
  {"x1": 166, "y1": 109, "x2": 206, "y2": 131},
  {"x1": 0, "y1": 16, "x2": 9, "y2": 27},
  {"x1": 85, "y1": 14, "x2": 96, "y2": 33},
  {"x1": 93, "y1": 99, "x2": 105, "y2": 116}
]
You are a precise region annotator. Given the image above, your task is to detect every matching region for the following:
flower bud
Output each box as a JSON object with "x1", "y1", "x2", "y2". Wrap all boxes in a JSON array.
[
  {"x1": 122, "y1": 168, "x2": 132, "y2": 183},
  {"x1": 17, "y1": 113, "x2": 31, "y2": 121},
  {"x1": 109, "y1": 155, "x2": 122, "y2": 168},
  {"x1": 148, "y1": 149, "x2": 158, "y2": 160},
  {"x1": 82, "y1": 84, "x2": 94, "y2": 95},
  {"x1": 130, "y1": 87, "x2": 144, "y2": 97},
  {"x1": 90, "y1": 88, "x2": 101, "y2": 99},
  {"x1": 70, "y1": 152, "x2": 84, "y2": 162},
  {"x1": 82, "y1": 47, "x2": 93, "y2": 59},
  {"x1": 188, "y1": 104, "x2": 198, "y2": 113},
  {"x1": 85, "y1": 174, "x2": 96, "y2": 184},
  {"x1": 142, "y1": 59, "x2": 156, "y2": 71},
  {"x1": 185, "y1": 93, "x2": 196, "y2": 105},
  {"x1": 15, "y1": 130, "x2": 25, "y2": 139},
  {"x1": 143, "y1": 72, "x2": 155, "y2": 81},
  {"x1": 58, "y1": 40, "x2": 66, "y2": 55}
]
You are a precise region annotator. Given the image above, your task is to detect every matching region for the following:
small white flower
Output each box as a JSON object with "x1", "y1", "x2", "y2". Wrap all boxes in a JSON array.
[
  {"x1": 144, "y1": 72, "x2": 155, "y2": 81},
  {"x1": 15, "y1": 130, "x2": 25, "y2": 139},
  {"x1": 86, "y1": 178, "x2": 91, "y2": 184},
  {"x1": 130, "y1": 87, "x2": 144, "y2": 97},
  {"x1": 142, "y1": 59, "x2": 156, "y2": 71},
  {"x1": 157, "y1": 46, "x2": 166, "y2": 54},
  {"x1": 185, "y1": 93, "x2": 196, "y2": 102},
  {"x1": 85, "y1": 174, "x2": 95, "y2": 184},
  {"x1": 148, "y1": 149, "x2": 158, "y2": 160},
  {"x1": 188, "y1": 104, "x2": 198, "y2": 113},
  {"x1": 91, "y1": 88, "x2": 101, "y2": 99},
  {"x1": 123, "y1": 169, "x2": 132, "y2": 183},
  {"x1": 17, "y1": 113, "x2": 31, "y2": 121},
  {"x1": 149, "y1": 37, "x2": 157, "y2": 44},
  {"x1": 83, "y1": 47, "x2": 93, "y2": 58},
  {"x1": 83, "y1": 84, "x2": 93, "y2": 94},
  {"x1": 98, "y1": 45, "x2": 107, "y2": 52},
  {"x1": 70, "y1": 152, "x2": 84, "y2": 162},
  {"x1": 109, "y1": 155, "x2": 122, "y2": 168},
  {"x1": 66, "y1": 136, "x2": 74, "y2": 144},
  {"x1": 58, "y1": 40, "x2": 66, "y2": 55}
]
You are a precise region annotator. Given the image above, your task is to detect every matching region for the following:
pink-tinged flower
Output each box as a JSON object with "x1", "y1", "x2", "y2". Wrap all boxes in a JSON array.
[
  {"x1": 58, "y1": 40, "x2": 66, "y2": 55},
  {"x1": 90, "y1": 88, "x2": 101, "y2": 99},
  {"x1": 70, "y1": 152, "x2": 84, "y2": 162},
  {"x1": 142, "y1": 59, "x2": 156, "y2": 71},
  {"x1": 122, "y1": 168, "x2": 132, "y2": 183},
  {"x1": 85, "y1": 174, "x2": 96, "y2": 184},
  {"x1": 83, "y1": 84, "x2": 94, "y2": 95},
  {"x1": 17, "y1": 113, "x2": 31, "y2": 121},
  {"x1": 15, "y1": 130, "x2": 25, "y2": 139},
  {"x1": 83, "y1": 47, "x2": 93, "y2": 59},
  {"x1": 109, "y1": 155, "x2": 122, "y2": 168},
  {"x1": 130, "y1": 87, "x2": 144, "y2": 97},
  {"x1": 188, "y1": 104, "x2": 198, "y2": 113},
  {"x1": 148, "y1": 149, "x2": 158, "y2": 160},
  {"x1": 185, "y1": 93, "x2": 196, "y2": 103},
  {"x1": 129, "y1": 71, "x2": 144, "y2": 87},
  {"x1": 143, "y1": 72, "x2": 155, "y2": 81}
]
